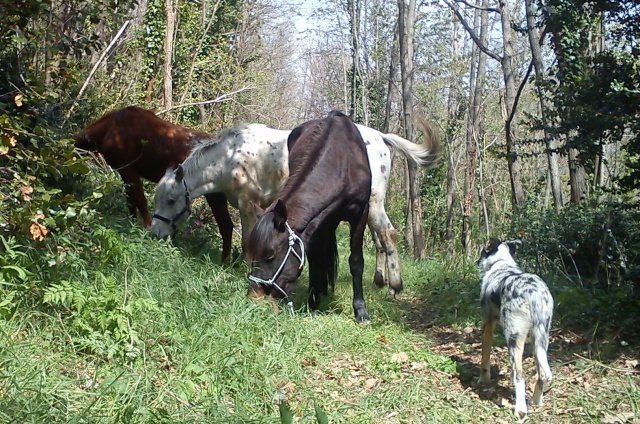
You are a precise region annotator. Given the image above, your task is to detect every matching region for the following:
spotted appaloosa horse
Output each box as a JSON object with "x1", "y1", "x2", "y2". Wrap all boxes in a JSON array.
[
  {"x1": 73, "y1": 106, "x2": 234, "y2": 261},
  {"x1": 150, "y1": 118, "x2": 439, "y2": 294},
  {"x1": 246, "y1": 111, "x2": 373, "y2": 321}
]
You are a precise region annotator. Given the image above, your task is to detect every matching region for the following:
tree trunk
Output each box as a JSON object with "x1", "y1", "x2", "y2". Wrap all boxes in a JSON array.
[
  {"x1": 397, "y1": 0, "x2": 424, "y2": 259},
  {"x1": 383, "y1": 21, "x2": 398, "y2": 133},
  {"x1": 498, "y1": 0, "x2": 527, "y2": 208},
  {"x1": 347, "y1": 0, "x2": 362, "y2": 120},
  {"x1": 569, "y1": 148, "x2": 589, "y2": 202},
  {"x1": 525, "y1": 0, "x2": 563, "y2": 211},
  {"x1": 462, "y1": 0, "x2": 488, "y2": 257},
  {"x1": 444, "y1": 15, "x2": 460, "y2": 242},
  {"x1": 163, "y1": 0, "x2": 177, "y2": 110}
]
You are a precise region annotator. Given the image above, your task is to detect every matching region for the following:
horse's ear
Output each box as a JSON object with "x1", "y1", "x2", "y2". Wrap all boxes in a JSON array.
[
  {"x1": 272, "y1": 199, "x2": 287, "y2": 231},
  {"x1": 175, "y1": 164, "x2": 185, "y2": 182},
  {"x1": 253, "y1": 202, "x2": 265, "y2": 219}
]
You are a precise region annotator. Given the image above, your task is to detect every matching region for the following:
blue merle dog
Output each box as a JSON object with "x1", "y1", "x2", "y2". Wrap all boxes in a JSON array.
[{"x1": 477, "y1": 238, "x2": 554, "y2": 419}]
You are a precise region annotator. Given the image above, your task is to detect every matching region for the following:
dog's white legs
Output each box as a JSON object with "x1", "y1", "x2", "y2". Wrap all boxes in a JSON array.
[
  {"x1": 509, "y1": 335, "x2": 528, "y2": 419},
  {"x1": 532, "y1": 344, "x2": 553, "y2": 406},
  {"x1": 478, "y1": 320, "x2": 496, "y2": 384}
]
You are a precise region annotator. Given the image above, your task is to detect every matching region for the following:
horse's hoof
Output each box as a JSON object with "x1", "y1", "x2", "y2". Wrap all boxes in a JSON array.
[
  {"x1": 355, "y1": 312, "x2": 371, "y2": 323},
  {"x1": 312, "y1": 310, "x2": 322, "y2": 318},
  {"x1": 373, "y1": 271, "x2": 386, "y2": 288}
]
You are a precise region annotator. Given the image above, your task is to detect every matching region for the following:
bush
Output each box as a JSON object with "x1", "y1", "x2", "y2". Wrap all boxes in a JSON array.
[{"x1": 511, "y1": 201, "x2": 640, "y2": 294}]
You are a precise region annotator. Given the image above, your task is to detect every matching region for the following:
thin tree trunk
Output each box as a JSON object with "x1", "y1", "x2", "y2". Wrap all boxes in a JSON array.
[
  {"x1": 398, "y1": 0, "x2": 424, "y2": 259},
  {"x1": 462, "y1": 0, "x2": 488, "y2": 256},
  {"x1": 383, "y1": 21, "x2": 399, "y2": 133},
  {"x1": 445, "y1": 15, "x2": 460, "y2": 242},
  {"x1": 498, "y1": 0, "x2": 527, "y2": 208},
  {"x1": 163, "y1": 0, "x2": 177, "y2": 110},
  {"x1": 348, "y1": 0, "x2": 361, "y2": 119},
  {"x1": 525, "y1": 0, "x2": 563, "y2": 210}
]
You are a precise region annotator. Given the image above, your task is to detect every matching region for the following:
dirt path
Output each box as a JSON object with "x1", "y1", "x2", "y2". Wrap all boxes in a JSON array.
[{"x1": 400, "y1": 295, "x2": 640, "y2": 423}]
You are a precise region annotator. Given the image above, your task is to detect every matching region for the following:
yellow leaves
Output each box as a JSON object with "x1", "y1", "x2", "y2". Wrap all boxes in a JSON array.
[
  {"x1": 29, "y1": 213, "x2": 48, "y2": 242},
  {"x1": 0, "y1": 130, "x2": 17, "y2": 156},
  {"x1": 19, "y1": 185, "x2": 33, "y2": 201},
  {"x1": 14, "y1": 93, "x2": 24, "y2": 107}
]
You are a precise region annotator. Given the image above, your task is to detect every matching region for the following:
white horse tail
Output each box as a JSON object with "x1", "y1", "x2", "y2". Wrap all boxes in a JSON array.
[{"x1": 381, "y1": 117, "x2": 441, "y2": 168}]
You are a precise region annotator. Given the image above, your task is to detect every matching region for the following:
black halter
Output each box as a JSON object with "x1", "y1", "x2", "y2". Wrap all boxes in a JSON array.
[{"x1": 152, "y1": 180, "x2": 191, "y2": 232}]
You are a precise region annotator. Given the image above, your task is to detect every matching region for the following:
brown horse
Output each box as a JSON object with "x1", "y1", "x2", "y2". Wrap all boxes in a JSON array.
[
  {"x1": 246, "y1": 111, "x2": 372, "y2": 322},
  {"x1": 74, "y1": 106, "x2": 234, "y2": 261}
]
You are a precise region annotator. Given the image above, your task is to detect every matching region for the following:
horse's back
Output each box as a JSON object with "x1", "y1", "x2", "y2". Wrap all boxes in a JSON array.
[
  {"x1": 285, "y1": 112, "x2": 371, "y2": 218},
  {"x1": 78, "y1": 106, "x2": 212, "y2": 182}
]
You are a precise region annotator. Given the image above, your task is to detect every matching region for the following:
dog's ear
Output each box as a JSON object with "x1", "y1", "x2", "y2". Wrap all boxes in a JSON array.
[
  {"x1": 484, "y1": 238, "x2": 501, "y2": 255},
  {"x1": 505, "y1": 239, "x2": 522, "y2": 257}
]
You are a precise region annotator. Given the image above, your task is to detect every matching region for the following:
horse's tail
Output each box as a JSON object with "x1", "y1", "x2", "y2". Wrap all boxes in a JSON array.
[{"x1": 381, "y1": 118, "x2": 441, "y2": 168}]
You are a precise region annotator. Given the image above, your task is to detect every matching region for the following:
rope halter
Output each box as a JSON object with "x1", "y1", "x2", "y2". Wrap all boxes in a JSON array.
[
  {"x1": 247, "y1": 222, "x2": 305, "y2": 300},
  {"x1": 152, "y1": 179, "x2": 191, "y2": 233}
]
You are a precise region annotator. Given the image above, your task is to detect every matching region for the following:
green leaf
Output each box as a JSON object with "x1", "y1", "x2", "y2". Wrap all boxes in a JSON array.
[
  {"x1": 314, "y1": 404, "x2": 329, "y2": 424},
  {"x1": 278, "y1": 402, "x2": 294, "y2": 424}
]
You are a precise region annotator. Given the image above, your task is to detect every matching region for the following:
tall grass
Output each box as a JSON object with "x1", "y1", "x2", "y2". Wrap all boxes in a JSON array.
[{"x1": 1, "y1": 218, "x2": 638, "y2": 423}]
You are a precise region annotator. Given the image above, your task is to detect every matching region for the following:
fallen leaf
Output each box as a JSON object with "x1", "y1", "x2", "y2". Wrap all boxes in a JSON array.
[
  {"x1": 463, "y1": 326, "x2": 474, "y2": 334},
  {"x1": 14, "y1": 93, "x2": 24, "y2": 107},
  {"x1": 601, "y1": 412, "x2": 636, "y2": 424},
  {"x1": 624, "y1": 359, "x2": 639, "y2": 369},
  {"x1": 391, "y1": 352, "x2": 409, "y2": 363},
  {"x1": 364, "y1": 378, "x2": 378, "y2": 389},
  {"x1": 30, "y1": 222, "x2": 48, "y2": 241}
]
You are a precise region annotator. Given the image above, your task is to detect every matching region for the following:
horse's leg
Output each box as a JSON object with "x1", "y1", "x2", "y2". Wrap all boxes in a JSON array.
[
  {"x1": 238, "y1": 197, "x2": 258, "y2": 263},
  {"x1": 203, "y1": 192, "x2": 234, "y2": 263},
  {"x1": 350, "y1": 206, "x2": 370, "y2": 322},
  {"x1": 119, "y1": 170, "x2": 151, "y2": 228},
  {"x1": 369, "y1": 225, "x2": 388, "y2": 288},
  {"x1": 368, "y1": 197, "x2": 403, "y2": 296}
]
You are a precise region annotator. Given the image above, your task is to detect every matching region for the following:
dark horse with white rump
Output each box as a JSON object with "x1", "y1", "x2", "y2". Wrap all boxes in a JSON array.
[{"x1": 246, "y1": 111, "x2": 372, "y2": 322}]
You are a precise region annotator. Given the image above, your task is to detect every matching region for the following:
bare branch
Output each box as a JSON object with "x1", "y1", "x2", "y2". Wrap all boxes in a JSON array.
[
  {"x1": 453, "y1": 0, "x2": 500, "y2": 14},
  {"x1": 506, "y1": 59, "x2": 534, "y2": 132},
  {"x1": 441, "y1": 0, "x2": 502, "y2": 62},
  {"x1": 156, "y1": 86, "x2": 254, "y2": 115},
  {"x1": 65, "y1": 20, "x2": 130, "y2": 121}
]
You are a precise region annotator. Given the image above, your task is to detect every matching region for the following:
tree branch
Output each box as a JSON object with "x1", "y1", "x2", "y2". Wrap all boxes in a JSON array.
[
  {"x1": 156, "y1": 86, "x2": 254, "y2": 115},
  {"x1": 506, "y1": 58, "x2": 534, "y2": 135},
  {"x1": 442, "y1": 0, "x2": 502, "y2": 62},
  {"x1": 453, "y1": 0, "x2": 500, "y2": 14},
  {"x1": 65, "y1": 20, "x2": 130, "y2": 121}
]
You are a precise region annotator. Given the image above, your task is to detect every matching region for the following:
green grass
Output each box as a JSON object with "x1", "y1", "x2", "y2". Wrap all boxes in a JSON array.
[{"x1": 1, "y1": 220, "x2": 639, "y2": 423}]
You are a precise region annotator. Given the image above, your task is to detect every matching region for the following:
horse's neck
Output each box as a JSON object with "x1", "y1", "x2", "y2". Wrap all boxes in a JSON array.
[{"x1": 182, "y1": 150, "x2": 225, "y2": 198}]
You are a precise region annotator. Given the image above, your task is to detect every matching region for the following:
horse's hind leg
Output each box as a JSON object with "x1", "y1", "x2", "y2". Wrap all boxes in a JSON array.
[
  {"x1": 350, "y1": 206, "x2": 370, "y2": 322},
  {"x1": 119, "y1": 170, "x2": 151, "y2": 228},
  {"x1": 204, "y1": 192, "x2": 234, "y2": 263},
  {"x1": 368, "y1": 201, "x2": 403, "y2": 296},
  {"x1": 370, "y1": 227, "x2": 387, "y2": 287}
]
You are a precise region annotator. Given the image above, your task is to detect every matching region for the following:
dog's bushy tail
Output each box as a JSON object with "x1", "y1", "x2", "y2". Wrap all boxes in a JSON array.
[{"x1": 530, "y1": 289, "x2": 553, "y2": 380}]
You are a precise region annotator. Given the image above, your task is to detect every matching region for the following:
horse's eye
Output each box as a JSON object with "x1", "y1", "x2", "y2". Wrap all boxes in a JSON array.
[{"x1": 264, "y1": 252, "x2": 275, "y2": 261}]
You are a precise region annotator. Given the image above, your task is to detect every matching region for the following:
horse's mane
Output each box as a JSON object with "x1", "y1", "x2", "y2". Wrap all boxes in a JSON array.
[
  {"x1": 181, "y1": 123, "x2": 251, "y2": 176},
  {"x1": 283, "y1": 119, "x2": 330, "y2": 191}
]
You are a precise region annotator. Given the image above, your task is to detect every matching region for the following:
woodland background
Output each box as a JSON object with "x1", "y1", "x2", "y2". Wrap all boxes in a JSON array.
[{"x1": 0, "y1": 0, "x2": 639, "y2": 422}]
